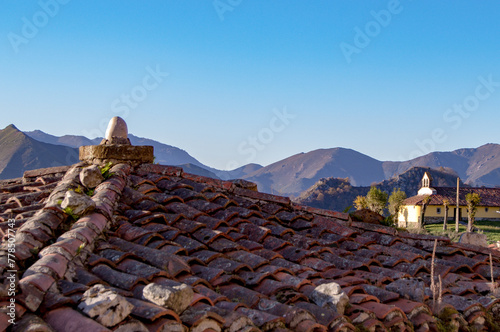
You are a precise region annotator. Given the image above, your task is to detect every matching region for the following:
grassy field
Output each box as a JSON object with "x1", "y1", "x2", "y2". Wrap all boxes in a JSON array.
[{"x1": 424, "y1": 220, "x2": 500, "y2": 244}]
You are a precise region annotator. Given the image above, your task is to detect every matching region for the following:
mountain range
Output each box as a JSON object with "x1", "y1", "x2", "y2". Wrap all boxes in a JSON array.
[
  {"x1": 0, "y1": 125, "x2": 80, "y2": 180},
  {"x1": 24, "y1": 129, "x2": 258, "y2": 181},
  {"x1": 239, "y1": 145, "x2": 500, "y2": 197},
  {"x1": 295, "y1": 166, "x2": 463, "y2": 212},
  {"x1": 1, "y1": 124, "x2": 500, "y2": 198}
]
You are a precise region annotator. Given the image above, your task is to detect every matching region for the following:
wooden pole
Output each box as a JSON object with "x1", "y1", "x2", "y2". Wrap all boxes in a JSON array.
[{"x1": 455, "y1": 177, "x2": 460, "y2": 232}]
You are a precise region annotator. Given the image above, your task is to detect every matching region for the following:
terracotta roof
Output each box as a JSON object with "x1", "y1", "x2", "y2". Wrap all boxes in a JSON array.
[
  {"x1": 404, "y1": 186, "x2": 500, "y2": 207},
  {"x1": 1, "y1": 163, "x2": 500, "y2": 331},
  {"x1": 0, "y1": 166, "x2": 71, "y2": 239}
]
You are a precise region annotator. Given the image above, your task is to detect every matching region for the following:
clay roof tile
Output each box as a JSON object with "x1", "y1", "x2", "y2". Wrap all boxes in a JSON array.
[
  {"x1": 44, "y1": 307, "x2": 111, "y2": 332},
  {"x1": 6, "y1": 161, "x2": 500, "y2": 331},
  {"x1": 126, "y1": 297, "x2": 181, "y2": 322},
  {"x1": 194, "y1": 284, "x2": 230, "y2": 305}
]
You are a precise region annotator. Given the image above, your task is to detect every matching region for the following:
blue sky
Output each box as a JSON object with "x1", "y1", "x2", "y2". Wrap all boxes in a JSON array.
[{"x1": 1, "y1": 1, "x2": 499, "y2": 170}]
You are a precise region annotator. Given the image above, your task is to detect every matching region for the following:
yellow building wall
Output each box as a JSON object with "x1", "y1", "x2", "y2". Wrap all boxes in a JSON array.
[
  {"x1": 398, "y1": 204, "x2": 500, "y2": 228},
  {"x1": 423, "y1": 205, "x2": 453, "y2": 218},
  {"x1": 475, "y1": 206, "x2": 500, "y2": 219},
  {"x1": 398, "y1": 205, "x2": 421, "y2": 227},
  {"x1": 423, "y1": 205, "x2": 500, "y2": 219}
]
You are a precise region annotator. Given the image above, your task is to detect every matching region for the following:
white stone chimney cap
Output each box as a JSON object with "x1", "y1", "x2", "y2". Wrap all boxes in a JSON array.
[{"x1": 105, "y1": 117, "x2": 128, "y2": 140}]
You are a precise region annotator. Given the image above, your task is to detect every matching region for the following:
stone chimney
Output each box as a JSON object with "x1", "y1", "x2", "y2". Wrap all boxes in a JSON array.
[{"x1": 79, "y1": 117, "x2": 154, "y2": 166}]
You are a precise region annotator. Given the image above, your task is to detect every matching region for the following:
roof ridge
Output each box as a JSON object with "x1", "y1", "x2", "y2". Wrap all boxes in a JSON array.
[
  {"x1": 1, "y1": 163, "x2": 131, "y2": 317},
  {"x1": 22, "y1": 165, "x2": 74, "y2": 182},
  {"x1": 136, "y1": 163, "x2": 298, "y2": 208}
]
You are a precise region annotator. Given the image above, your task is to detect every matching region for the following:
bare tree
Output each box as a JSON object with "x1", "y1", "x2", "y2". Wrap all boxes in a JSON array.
[
  {"x1": 419, "y1": 196, "x2": 431, "y2": 230},
  {"x1": 443, "y1": 199, "x2": 449, "y2": 231}
]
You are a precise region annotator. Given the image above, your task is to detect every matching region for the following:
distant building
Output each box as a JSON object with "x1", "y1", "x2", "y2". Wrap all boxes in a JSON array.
[{"x1": 398, "y1": 172, "x2": 500, "y2": 227}]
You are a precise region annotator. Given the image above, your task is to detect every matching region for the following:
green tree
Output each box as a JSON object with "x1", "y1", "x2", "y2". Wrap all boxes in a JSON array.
[
  {"x1": 366, "y1": 187, "x2": 388, "y2": 215},
  {"x1": 353, "y1": 195, "x2": 368, "y2": 210},
  {"x1": 388, "y1": 188, "x2": 407, "y2": 220},
  {"x1": 465, "y1": 192, "x2": 481, "y2": 232}
]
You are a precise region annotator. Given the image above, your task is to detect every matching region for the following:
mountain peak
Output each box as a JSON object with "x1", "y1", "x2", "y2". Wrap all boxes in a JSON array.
[
  {"x1": 4, "y1": 124, "x2": 20, "y2": 132},
  {"x1": 1, "y1": 124, "x2": 28, "y2": 141}
]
